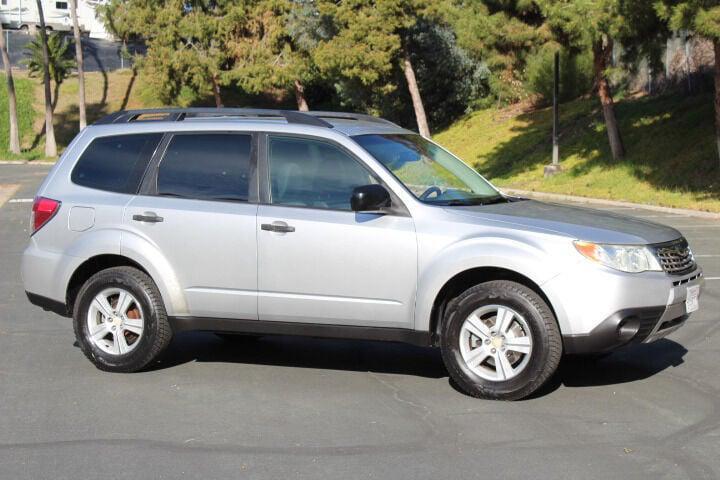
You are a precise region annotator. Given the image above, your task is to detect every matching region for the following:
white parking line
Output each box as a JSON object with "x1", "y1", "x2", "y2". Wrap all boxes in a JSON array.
[
  {"x1": 8, "y1": 198, "x2": 33, "y2": 203},
  {"x1": 695, "y1": 254, "x2": 720, "y2": 257},
  {"x1": 705, "y1": 277, "x2": 720, "y2": 280}
]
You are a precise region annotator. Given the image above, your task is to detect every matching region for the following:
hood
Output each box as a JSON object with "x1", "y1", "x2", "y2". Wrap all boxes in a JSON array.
[{"x1": 445, "y1": 199, "x2": 681, "y2": 245}]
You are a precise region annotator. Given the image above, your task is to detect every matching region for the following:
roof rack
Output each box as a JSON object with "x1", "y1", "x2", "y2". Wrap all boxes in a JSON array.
[
  {"x1": 304, "y1": 111, "x2": 397, "y2": 126},
  {"x1": 94, "y1": 108, "x2": 334, "y2": 128}
]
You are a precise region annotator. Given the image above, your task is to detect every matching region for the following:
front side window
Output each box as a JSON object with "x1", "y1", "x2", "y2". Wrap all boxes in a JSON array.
[
  {"x1": 157, "y1": 133, "x2": 251, "y2": 201},
  {"x1": 268, "y1": 136, "x2": 376, "y2": 210},
  {"x1": 353, "y1": 134, "x2": 502, "y2": 206},
  {"x1": 71, "y1": 133, "x2": 162, "y2": 194}
]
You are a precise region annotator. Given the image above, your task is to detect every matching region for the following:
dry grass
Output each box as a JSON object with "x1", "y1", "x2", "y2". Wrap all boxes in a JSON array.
[{"x1": 24, "y1": 68, "x2": 156, "y2": 156}]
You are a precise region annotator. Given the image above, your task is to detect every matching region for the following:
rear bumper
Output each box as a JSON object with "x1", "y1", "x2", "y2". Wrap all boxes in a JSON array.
[
  {"x1": 25, "y1": 291, "x2": 69, "y2": 317},
  {"x1": 21, "y1": 240, "x2": 82, "y2": 309}
]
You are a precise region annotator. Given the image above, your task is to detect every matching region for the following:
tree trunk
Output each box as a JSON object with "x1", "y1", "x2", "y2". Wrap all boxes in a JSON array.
[
  {"x1": 713, "y1": 39, "x2": 720, "y2": 168},
  {"x1": 211, "y1": 74, "x2": 223, "y2": 108},
  {"x1": 294, "y1": 79, "x2": 309, "y2": 111},
  {"x1": 69, "y1": 0, "x2": 86, "y2": 129},
  {"x1": 0, "y1": 23, "x2": 21, "y2": 154},
  {"x1": 593, "y1": 38, "x2": 624, "y2": 160},
  {"x1": 36, "y1": 0, "x2": 57, "y2": 158},
  {"x1": 402, "y1": 50, "x2": 430, "y2": 137}
]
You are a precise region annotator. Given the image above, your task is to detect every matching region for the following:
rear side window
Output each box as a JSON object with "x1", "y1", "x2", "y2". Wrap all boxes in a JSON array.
[
  {"x1": 157, "y1": 133, "x2": 251, "y2": 202},
  {"x1": 71, "y1": 133, "x2": 162, "y2": 194}
]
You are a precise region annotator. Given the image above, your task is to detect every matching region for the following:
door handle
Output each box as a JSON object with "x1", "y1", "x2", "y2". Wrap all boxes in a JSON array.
[
  {"x1": 132, "y1": 213, "x2": 164, "y2": 223},
  {"x1": 261, "y1": 223, "x2": 295, "y2": 233}
]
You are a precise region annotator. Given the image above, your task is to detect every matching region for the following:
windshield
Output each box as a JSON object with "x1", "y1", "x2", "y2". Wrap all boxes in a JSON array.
[{"x1": 353, "y1": 134, "x2": 503, "y2": 206}]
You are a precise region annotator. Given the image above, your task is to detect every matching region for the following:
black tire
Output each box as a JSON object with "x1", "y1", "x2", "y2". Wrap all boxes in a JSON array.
[
  {"x1": 73, "y1": 266, "x2": 172, "y2": 372},
  {"x1": 440, "y1": 280, "x2": 562, "y2": 400}
]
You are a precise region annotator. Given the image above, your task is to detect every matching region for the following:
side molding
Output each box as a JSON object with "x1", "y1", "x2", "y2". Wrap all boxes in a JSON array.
[{"x1": 169, "y1": 316, "x2": 433, "y2": 346}]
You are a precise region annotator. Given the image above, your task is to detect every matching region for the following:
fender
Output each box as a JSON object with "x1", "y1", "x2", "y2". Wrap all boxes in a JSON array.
[
  {"x1": 53, "y1": 228, "x2": 123, "y2": 303},
  {"x1": 55, "y1": 228, "x2": 186, "y2": 316},
  {"x1": 414, "y1": 235, "x2": 572, "y2": 334},
  {"x1": 119, "y1": 230, "x2": 188, "y2": 316}
]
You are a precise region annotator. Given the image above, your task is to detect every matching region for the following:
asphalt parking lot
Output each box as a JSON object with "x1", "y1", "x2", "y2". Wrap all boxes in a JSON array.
[{"x1": 1, "y1": 163, "x2": 718, "y2": 479}]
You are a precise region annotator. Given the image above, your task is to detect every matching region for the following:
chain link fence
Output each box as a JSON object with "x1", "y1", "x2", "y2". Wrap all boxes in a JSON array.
[{"x1": 2, "y1": 29, "x2": 144, "y2": 72}]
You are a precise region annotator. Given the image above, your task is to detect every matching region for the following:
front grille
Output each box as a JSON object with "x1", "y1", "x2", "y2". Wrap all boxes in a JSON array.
[{"x1": 653, "y1": 239, "x2": 696, "y2": 275}]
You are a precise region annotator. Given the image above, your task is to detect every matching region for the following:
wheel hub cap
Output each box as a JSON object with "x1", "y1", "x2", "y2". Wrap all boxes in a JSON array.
[
  {"x1": 490, "y1": 335, "x2": 504, "y2": 350},
  {"x1": 86, "y1": 288, "x2": 145, "y2": 356},
  {"x1": 459, "y1": 304, "x2": 533, "y2": 382}
]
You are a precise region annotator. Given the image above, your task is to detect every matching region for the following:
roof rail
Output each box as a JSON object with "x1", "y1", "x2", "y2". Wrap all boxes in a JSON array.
[
  {"x1": 94, "y1": 108, "x2": 333, "y2": 128},
  {"x1": 304, "y1": 111, "x2": 397, "y2": 126}
]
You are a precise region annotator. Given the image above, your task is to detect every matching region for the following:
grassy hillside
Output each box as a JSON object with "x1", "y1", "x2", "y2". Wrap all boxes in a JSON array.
[
  {"x1": 0, "y1": 74, "x2": 37, "y2": 159},
  {"x1": 0, "y1": 69, "x2": 152, "y2": 160},
  {"x1": 3, "y1": 69, "x2": 720, "y2": 211},
  {"x1": 4, "y1": 68, "x2": 295, "y2": 160},
  {"x1": 44, "y1": 69, "x2": 159, "y2": 150},
  {"x1": 435, "y1": 94, "x2": 720, "y2": 212}
]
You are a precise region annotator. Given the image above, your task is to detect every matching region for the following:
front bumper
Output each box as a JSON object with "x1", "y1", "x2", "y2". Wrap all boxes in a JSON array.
[{"x1": 562, "y1": 269, "x2": 704, "y2": 354}]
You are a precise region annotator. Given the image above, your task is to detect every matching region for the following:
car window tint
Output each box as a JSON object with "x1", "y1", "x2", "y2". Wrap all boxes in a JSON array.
[
  {"x1": 268, "y1": 136, "x2": 376, "y2": 210},
  {"x1": 157, "y1": 134, "x2": 251, "y2": 201},
  {"x1": 71, "y1": 133, "x2": 162, "y2": 194}
]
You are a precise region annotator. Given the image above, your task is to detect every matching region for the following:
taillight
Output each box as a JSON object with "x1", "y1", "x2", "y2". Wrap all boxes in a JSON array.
[{"x1": 31, "y1": 197, "x2": 61, "y2": 235}]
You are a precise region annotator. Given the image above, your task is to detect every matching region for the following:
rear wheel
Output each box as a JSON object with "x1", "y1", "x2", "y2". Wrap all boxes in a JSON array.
[
  {"x1": 440, "y1": 280, "x2": 561, "y2": 400},
  {"x1": 73, "y1": 267, "x2": 172, "y2": 372}
]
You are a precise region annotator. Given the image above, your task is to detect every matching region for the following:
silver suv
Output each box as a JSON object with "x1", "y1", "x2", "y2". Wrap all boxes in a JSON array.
[{"x1": 22, "y1": 108, "x2": 704, "y2": 400}]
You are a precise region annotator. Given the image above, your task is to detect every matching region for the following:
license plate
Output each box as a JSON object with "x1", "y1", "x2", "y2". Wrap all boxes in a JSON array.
[{"x1": 686, "y1": 285, "x2": 700, "y2": 313}]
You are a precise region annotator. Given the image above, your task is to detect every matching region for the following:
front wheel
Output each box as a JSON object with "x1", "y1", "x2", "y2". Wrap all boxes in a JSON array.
[
  {"x1": 73, "y1": 266, "x2": 172, "y2": 372},
  {"x1": 440, "y1": 280, "x2": 562, "y2": 400}
]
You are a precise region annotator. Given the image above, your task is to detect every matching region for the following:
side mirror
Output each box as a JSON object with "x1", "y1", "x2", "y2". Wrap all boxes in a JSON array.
[{"x1": 351, "y1": 184, "x2": 391, "y2": 212}]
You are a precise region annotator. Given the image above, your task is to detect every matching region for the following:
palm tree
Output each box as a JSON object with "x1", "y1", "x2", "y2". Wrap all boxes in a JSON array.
[
  {"x1": 23, "y1": 32, "x2": 75, "y2": 110},
  {"x1": 35, "y1": 0, "x2": 58, "y2": 158},
  {"x1": 0, "y1": 23, "x2": 21, "y2": 154},
  {"x1": 69, "y1": 0, "x2": 86, "y2": 129}
]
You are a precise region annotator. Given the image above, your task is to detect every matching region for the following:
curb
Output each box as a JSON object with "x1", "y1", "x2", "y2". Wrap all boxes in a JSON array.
[
  {"x1": 0, "y1": 160, "x2": 55, "y2": 165},
  {"x1": 502, "y1": 188, "x2": 720, "y2": 220}
]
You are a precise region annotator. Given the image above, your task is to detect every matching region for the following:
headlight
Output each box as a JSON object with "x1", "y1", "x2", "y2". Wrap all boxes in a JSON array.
[{"x1": 573, "y1": 241, "x2": 662, "y2": 273}]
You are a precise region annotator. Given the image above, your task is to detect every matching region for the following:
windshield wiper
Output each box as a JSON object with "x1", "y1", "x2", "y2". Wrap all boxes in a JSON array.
[
  {"x1": 434, "y1": 195, "x2": 508, "y2": 207},
  {"x1": 477, "y1": 195, "x2": 508, "y2": 205},
  {"x1": 438, "y1": 199, "x2": 478, "y2": 206}
]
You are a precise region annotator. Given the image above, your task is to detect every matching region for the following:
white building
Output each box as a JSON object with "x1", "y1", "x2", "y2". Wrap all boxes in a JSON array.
[{"x1": 0, "y1": 0, "x2": 112, "y2": 39}]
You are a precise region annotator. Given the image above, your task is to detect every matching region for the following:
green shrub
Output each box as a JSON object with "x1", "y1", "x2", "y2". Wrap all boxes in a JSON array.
[
  {"x1": 0, "y1": 74, "x2": 37, "y2": 158},
  {"x1": 525, "y1": 45, "x2": 593, "y2": 105}
]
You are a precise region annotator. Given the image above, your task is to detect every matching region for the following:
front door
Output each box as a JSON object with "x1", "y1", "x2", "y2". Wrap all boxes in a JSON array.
[
  {"x1": 124, "y1": 132, "x2": 258, "y2": 319},
  {"x1": 257, "y1": 135, "x2": 417, "y2": 328}
]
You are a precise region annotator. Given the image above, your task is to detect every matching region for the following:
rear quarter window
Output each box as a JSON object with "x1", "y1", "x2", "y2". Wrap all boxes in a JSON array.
[{"x1": 71, "y1": 133, "x2": 163, "y2": 194}]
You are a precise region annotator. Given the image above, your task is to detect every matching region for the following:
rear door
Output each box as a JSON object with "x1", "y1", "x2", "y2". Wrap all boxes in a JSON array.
[{"x1": 124, "y1": 132, "x2": 258, "y2": 319}]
